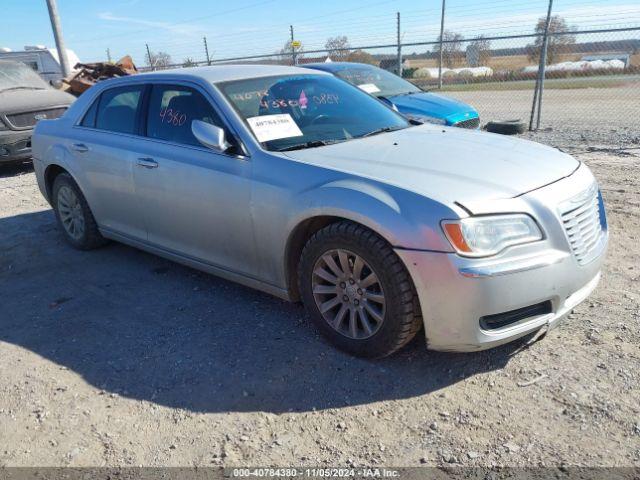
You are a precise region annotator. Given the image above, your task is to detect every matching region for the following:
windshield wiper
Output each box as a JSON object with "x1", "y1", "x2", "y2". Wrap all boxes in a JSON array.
[
  {"x1": 277, "y1": 140, "x2": 335, "y2": 152},
  {"x1": 277, "y1": 139, "x2": 342, "y2": 152},
  {"x1": 358, "y1": 126, "x2": 405, "y2": 138}
]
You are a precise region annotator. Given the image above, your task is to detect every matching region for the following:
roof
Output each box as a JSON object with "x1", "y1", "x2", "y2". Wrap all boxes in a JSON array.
[{"x1": 139, "y1": 64, "x2": 329, "y2": 83}]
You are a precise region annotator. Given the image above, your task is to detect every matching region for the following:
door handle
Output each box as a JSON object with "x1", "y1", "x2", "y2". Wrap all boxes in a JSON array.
[
  {"x1": 137, "y1": 157, "x2": 158, "y2": 169},
  {"x1": 71, "y1": 143, "x2": 89, "y2": 153}
]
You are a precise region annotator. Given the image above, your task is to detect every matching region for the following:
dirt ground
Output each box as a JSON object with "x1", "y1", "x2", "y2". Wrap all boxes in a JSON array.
[
  {"x1": 0, "y1": 128, "x2": 639, "y2": 468},
  {"x1": 447, "y1": 85, "x2": 640, "y2": 150}
]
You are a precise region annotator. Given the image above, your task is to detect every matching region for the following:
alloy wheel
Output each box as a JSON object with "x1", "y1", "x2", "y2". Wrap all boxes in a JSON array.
[
  {"x1": 311, "y1": 249, "x2": 386, "y2": 339},
  {"x1": 57, "y1": 185, "x2": 85, "y2": 240}
]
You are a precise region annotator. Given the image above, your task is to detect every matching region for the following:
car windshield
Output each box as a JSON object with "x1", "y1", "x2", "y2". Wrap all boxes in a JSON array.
[
  {"x1": 218, "y1": 74, "x2": 409, "y2": 151},
  {"x1": 332, "y1": 65, "x2": 421, "y2": 98},
  {"x1": 0, "y1": 61, "x2": 48, "y2": 92}
]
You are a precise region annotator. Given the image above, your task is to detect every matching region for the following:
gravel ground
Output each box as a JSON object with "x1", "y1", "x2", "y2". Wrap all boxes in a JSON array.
[{"x1": 0, "y1": 129, "x2": 639, "y2": 468}]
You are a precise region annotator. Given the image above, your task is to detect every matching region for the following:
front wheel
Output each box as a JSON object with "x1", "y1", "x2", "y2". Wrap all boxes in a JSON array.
[{"x1": 298, "y1": 221, "x2": 423, "y2": 358}]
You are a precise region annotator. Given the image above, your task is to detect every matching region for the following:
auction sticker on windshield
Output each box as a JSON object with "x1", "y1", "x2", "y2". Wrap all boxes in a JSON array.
[
  {"x1": 247, "y1": 114, "x2": 304, "y2": 142},
  {"x1": 357, "y1": 83, "x2": 381, "y2": 94}
]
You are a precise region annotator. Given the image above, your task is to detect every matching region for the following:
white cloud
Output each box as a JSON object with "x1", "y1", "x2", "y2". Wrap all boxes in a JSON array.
[{"x1": 98, "y1": 11, "x2": 204, "y2": 38}]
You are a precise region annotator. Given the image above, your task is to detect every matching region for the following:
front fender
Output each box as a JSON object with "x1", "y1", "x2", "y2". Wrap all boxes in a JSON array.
[{"x1": 286, "y1": 178, "x2": 458, "y2": 252}]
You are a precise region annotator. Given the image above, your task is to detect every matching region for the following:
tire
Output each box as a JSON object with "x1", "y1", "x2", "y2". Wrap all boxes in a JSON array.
[
  {"x1": 52, "y1": 173, "x2": 108, "y2": 250},
  {"x1": 486, "y1": 119, "x2": 526, "y2": 135},
  {"x1": 298, "y1": 221, "x2": 423, "y2": 358}
]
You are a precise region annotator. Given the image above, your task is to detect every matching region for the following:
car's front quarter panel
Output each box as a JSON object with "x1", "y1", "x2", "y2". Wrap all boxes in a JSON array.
[
  {"x1": 250, "y1": 151, "x2": 460, "y2": 289},
  {"x1": 395, "y1": 162, "x2": 608, "y2": 351}
]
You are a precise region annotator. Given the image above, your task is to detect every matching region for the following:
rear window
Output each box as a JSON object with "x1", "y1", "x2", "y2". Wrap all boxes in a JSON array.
[
  {"x1": 82, "y1": 85, "x2": 144, "y2": 135},
  {"x1": 80, "y1": 96, "x2": 99, "y2": 128}
]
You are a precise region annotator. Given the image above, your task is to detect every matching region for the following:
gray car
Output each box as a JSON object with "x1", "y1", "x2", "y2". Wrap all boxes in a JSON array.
[
  {"x1": 32, "y1": 65, "x2": 608, "y2": 357},
  {"x1": 0, "y1": 60, "x2": 74, "y2": 164}
]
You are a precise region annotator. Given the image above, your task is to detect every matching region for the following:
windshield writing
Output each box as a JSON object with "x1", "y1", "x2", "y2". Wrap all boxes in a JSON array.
[{"x1": 219, "y1": 74, "x2": 408, "y2": 151}]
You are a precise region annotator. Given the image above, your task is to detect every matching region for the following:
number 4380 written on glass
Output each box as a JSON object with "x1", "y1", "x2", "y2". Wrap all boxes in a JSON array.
[{"x1": 159, "y1": 108, "x2": 187, "y2": 127}]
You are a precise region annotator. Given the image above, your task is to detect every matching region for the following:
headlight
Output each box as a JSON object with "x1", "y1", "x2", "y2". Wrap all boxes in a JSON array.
[
  {"x1": 405, "y1": 113, "x2": 447, "y2": 125},
  {"x1": 442, "y1": 214, "x2": 543, "y2": 257}
]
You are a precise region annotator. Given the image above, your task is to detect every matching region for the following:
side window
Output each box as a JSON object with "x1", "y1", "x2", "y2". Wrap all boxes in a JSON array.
[
  {"x1": 80, "y1": 96, "x2": 100, "y2": 128},
  {"x1": 95, "y1": 85, "x2": 144, "y2": 135},
  {"x1": 147, "y1": 85, "x2": 229, "y2": 148}
]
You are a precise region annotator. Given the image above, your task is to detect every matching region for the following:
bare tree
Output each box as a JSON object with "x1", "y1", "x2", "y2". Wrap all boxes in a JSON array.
[
  {"x1": 432, "y1": 31, "x2": 464, "y2": 68},
  {"x1": 146, "y1": 51, "x2": 172, "y2": 69},
  {"x1": 346, "y1": 49, "x2": 377, "y2": 65},
  {"x1": 528, "y1": 15, "x2": 576, "y2": 65},
  {"x1": 182, "y1": 57, "x2": 197, "y2": 68},
  {"x1": 325, "y1": 36, "x2": 351, "y2": 61},
  {"x1": 466, "y1": 36, "x2": 491, "y2": 66}
]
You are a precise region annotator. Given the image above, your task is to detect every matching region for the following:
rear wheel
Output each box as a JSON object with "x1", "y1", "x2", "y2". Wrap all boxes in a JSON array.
[
  {"x1": 52, "y1": 173, "x2": 108, "y2": 250},
  {"x1": 298, "y1": 221, "x2": 422, "y2": 358}
]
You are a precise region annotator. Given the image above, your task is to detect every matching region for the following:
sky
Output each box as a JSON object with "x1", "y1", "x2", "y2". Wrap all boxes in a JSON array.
[{"x1": 3, "y1": 0, "x2": 640, "y2": 66}]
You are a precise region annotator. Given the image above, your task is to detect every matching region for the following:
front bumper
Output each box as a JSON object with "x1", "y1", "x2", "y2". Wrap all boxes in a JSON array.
[
  {"x1": 396, "y1": 163, "x2": 608, "y2": 352},
  {"x1": 396, "y1": 245, "x2": 604, "y2": 352},
  {"x1": 0, "y1": 129, "x2": 33, "y2": 162}
]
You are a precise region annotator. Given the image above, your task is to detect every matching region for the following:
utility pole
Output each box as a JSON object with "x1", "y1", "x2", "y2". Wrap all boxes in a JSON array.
[
  {"x1": 536, "y1": 0, "x2": 554, "y2": 130},
  {"x1": 45, "y1": 0, "x2": 71, "y2": 77},
  {"x1": 437, "y1": 0, "x2": 446, "y2": 89},
  {"x1": 529, "y1": 0, "x2": 554, "y2": 130},
  {"x1": 146, "y1": 43, "x2": 154, "y2": 70},
  {"x1": 290, "y1": 25, "x2": 297, "y2": 66},
  {"x1": 396, "y1": 12, "x2": 402, "y2": 77},
  {"x1": 106, "y1": 48, "x2": 112, "y2": 63},
  {"x1": 203, "y1": 36, "x2": 211, "y2": 66}
]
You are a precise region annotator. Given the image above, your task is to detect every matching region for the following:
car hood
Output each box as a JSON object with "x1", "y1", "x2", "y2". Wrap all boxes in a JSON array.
[
  {"x1": 283, "y1": 124, "x2": 579, "y2": 206},
  {"x1": 0, "y1": 88, "x2": 75, "y2": 114},
  {"x1": 387, "y1": 91, "x2": 477, "y2": 121}
]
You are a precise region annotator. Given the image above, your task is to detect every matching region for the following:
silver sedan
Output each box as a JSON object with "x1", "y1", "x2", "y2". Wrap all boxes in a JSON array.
[{"x1": 32, "y1": 65, "x2": 608, "y2": 357}]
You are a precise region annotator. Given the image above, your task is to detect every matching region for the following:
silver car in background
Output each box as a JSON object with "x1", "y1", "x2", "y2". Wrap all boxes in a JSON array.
[
  {"x1": 1, "y1": 60, "x2": 74, "y2": 164},
  {"x1": 32, "y1": 65, "x2": 608, "y2": 357}
]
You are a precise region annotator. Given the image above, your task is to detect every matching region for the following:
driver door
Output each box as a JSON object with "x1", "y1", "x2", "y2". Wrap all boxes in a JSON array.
[{"x1": 132, "y1": 83, "x2": 257, "y2": 277}]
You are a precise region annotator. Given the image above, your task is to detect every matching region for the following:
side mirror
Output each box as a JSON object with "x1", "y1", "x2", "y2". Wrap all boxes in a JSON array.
[{"x1": 192, "y1": 119, "x2": 231, "y2": 153}]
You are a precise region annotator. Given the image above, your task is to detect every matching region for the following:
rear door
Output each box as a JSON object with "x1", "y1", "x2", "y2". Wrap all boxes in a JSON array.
[
  {"x1": 69, "y1": 84, "x2": 148, "y2": 240},
  {"x1": 132, "y1": 82, "x2": 257, "y2": 277}
]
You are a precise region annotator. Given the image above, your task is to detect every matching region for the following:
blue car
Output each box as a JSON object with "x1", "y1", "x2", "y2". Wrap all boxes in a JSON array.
[{"x1": 304, "y1": 62, "x2": 480, "y2": 129}]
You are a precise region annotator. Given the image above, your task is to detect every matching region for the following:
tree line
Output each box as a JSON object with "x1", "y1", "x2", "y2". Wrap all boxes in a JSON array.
[{"x1": 144, "y1": 15, "x2": 576, "y2": 69}]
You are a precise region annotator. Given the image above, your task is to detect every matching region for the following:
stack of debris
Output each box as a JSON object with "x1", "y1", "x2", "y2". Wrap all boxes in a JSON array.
[{"x1": 63, "y1": 56, "x2": 138, "y2": 96}]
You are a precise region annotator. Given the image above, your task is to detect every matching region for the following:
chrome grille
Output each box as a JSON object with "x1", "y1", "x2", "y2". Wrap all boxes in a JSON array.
[
  {"x1": 6, "y1": 107, "x2": 67, "y2": 129},
  {"x1": 560, "y1": 184, "x2": 604, "y2": 265},
  {"x1": 453, "y1": 117, "x2": 480, "y2": 129}
]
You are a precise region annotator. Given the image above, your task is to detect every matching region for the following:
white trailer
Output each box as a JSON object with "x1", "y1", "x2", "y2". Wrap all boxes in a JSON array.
[{"x1": 0, "y1": 46, "x2": 80, "y2": 85}]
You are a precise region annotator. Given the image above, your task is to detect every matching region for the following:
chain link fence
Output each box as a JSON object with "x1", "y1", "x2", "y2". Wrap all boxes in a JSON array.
[{"x1": 136, "y1": 4, "x2": 640, "y2": 149}]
